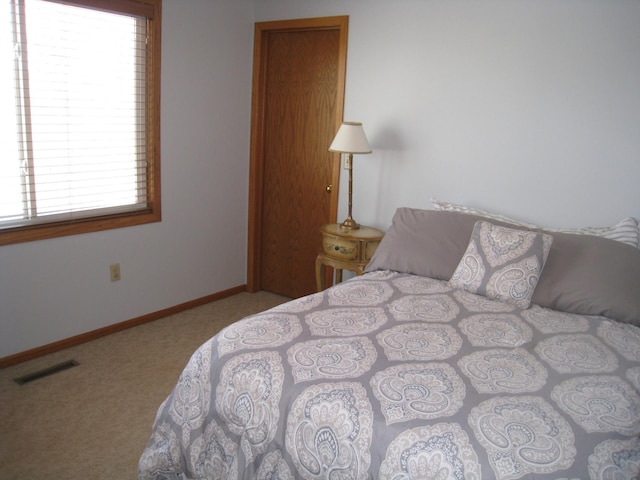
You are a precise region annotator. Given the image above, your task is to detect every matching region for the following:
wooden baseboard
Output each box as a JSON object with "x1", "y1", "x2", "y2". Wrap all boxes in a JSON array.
[{"x1": 0, "y1": 285, "x2": 247, "y2": 369}]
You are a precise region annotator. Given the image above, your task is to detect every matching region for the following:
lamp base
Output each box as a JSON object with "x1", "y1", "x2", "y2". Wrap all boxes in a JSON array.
[{"x1": 340, "y1": 216, "x2": 360, "y2": 230}]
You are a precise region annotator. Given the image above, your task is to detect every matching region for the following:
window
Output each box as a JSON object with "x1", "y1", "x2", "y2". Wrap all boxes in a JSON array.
[{"x1": 1, "y1": 0, "x2": 161, "y2": 246}]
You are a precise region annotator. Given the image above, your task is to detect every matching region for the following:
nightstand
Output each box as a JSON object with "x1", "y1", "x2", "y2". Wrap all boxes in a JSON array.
[{"x1": 315, "y1": 223, "x2": 384, "y2": 291}]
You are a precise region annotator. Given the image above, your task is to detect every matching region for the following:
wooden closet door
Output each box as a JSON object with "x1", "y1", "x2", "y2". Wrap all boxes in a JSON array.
[{"x1": 248, "y1": 17, "x2": 348, "y2": 298}]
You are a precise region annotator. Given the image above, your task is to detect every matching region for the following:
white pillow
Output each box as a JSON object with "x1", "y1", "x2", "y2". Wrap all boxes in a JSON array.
[{"x1": 431, "y1": 198, "x2": 639, "y2": 248}]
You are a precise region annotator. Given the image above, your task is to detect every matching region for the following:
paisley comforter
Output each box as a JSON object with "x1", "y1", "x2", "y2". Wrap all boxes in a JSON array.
[{"x1": 139, "y1": 271, "x2": 640, "y2": 479}]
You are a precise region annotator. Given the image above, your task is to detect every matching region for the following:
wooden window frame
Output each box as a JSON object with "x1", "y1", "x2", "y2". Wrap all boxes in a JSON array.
[{"x1": 0, "y1": 0, "x2": 162, "y2": 246}]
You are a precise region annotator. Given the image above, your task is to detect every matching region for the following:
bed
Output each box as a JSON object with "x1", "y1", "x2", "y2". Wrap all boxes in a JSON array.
[{"x1": 139, "y1": 207, "x2": 640, "y2": 479}]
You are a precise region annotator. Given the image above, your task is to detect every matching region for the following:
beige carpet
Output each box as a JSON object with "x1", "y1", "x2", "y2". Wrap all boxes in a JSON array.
[{"x1": 0, "y1": 290, "x2": 288, "y2": 480}]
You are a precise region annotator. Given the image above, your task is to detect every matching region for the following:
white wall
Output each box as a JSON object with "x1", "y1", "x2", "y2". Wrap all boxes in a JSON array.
[
  {"x1": 3, "y1": 0, "x2": 640, "y2": 359},
  {"x1": 0, "y1": 0, "x2": 256, "y2": 358},
  {"x1": 256, "y1": 0, "x2": 640, "y2": 230}
]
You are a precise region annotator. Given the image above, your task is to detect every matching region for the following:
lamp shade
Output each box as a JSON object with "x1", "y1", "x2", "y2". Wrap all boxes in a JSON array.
[{"x1": 328, "y1": 122, "x2": 372, "y2": 154}]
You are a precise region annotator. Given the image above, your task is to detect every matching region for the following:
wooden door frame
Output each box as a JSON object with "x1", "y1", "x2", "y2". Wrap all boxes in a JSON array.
[{"x1": 247, "y1": 16, "x2": 349, "y2": 293}]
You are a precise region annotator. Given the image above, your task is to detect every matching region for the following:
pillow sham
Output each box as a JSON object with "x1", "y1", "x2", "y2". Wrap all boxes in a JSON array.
[
  {"x1": 431, "y1": 198, "x2": 538, "y2": 228},
  {"x1": 364, "y1": 208, "x2": 479, "y2": 280},
  {"x1": 365, "y1": 207, "x2": 640, "y2": 324},
  {"x1": 532, "y1": 232, "x2": 640, "y2": 325},
  {"x1": 431, "y1": 198, "x2": 640, "y2": 248},
  {"x1": 449, "y1": 221, "x2": 553, "y2": 308}
]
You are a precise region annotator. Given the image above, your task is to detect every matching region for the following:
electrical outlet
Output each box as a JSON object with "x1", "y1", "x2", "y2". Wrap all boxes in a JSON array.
[
  {"x1": 109, "y1": 263, "x2": 121, "y2": 282},
  {"x1": 343, "y1": 153, "x2": 351, "y2": 169}
]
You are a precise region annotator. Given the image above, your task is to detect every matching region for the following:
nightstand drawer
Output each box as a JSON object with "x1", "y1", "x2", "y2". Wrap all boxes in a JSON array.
[{"x1": 322, "y1": 235, "x2": 359, "y2": 261}]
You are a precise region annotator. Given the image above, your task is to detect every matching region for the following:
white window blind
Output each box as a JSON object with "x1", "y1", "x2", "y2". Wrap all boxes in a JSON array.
[{"x1": 1, "y1": 0, "x2": 154, "y2": 232}]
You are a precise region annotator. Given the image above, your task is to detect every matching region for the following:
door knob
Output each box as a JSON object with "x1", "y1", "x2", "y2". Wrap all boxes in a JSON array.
[{"x1": 326, "y1": 184, "x2": 333, "y2": 193}]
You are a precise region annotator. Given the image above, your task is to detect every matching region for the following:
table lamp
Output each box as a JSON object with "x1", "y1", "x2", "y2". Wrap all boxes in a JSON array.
[{"x1": 328, "y1": 122, "x2": 372, "y2": 229}]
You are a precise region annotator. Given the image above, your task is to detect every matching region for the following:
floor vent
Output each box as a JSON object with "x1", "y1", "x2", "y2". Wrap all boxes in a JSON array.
[{"x1": 14, "y1": 360, "x2": 79, "y2": 385}]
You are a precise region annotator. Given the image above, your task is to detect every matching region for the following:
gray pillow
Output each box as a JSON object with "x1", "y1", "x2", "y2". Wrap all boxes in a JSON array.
[
  {"x1": 532, "y1": 232, "x2": 640, "y2": 325},
  {"x1": 365, "y1": 208, "x2": 640, "y2": 324},
  {"x1": 364, "y1": 208, "x2": 477, "y2": 280}
]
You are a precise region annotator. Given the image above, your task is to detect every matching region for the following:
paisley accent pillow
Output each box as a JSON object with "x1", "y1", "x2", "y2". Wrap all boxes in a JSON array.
[{"x1": 449, "y1": 221, "x2": 553, "y2": 308}]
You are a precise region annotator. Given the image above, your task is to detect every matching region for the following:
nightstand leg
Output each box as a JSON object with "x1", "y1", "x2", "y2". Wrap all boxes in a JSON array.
[{"x1": 335, "y1": 269, "x2": 343, "y2": 284}]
